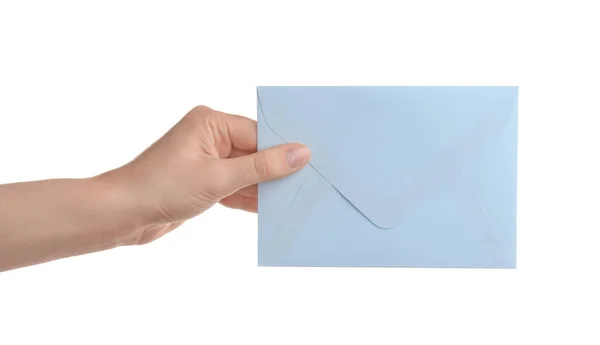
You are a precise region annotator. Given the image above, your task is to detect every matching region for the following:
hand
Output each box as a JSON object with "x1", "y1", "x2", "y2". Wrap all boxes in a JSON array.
[
  {"x1": 0, "y1": 105, "x2": 310, "y2": 271},
  {"x1": 100, "y1": 106, "x2": 311, "y2": 245}
]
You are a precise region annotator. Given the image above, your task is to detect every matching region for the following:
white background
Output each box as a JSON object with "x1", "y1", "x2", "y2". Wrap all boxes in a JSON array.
[{"x1": 1, "y1": 1, "x2": 599, "y2": 344}]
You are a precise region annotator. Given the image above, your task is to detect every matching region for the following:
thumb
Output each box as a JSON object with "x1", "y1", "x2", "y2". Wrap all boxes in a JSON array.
[{"x1": 219, "y1": 143, "x2": 311, "y2": 194}]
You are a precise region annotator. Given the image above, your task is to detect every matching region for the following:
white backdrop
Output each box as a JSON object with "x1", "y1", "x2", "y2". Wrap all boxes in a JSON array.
[{"x1": 1, "y1": 1, "x2": 599, "y2": 344}]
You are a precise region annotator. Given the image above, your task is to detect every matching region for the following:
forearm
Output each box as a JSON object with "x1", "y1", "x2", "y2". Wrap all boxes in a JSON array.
[{"x1": 0, "y1": 176, "x2": 142, "y2": 272}]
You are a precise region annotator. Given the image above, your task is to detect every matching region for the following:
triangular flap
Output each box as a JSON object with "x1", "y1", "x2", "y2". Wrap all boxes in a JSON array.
[{"x1": 257, "y1": 86, "x2": 518, "y2": 229}]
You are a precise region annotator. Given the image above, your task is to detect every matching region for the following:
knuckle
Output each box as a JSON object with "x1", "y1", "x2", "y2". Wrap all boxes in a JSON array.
[
  {"x1": 191, "y1": 105, "x2": 212, "y2": 114},
  {"x1": 253, "y1": 153, "x2": 273, "y2": 179},
  {"x1": 185, "y1": 105, "x2": 214, "y2": 122}
]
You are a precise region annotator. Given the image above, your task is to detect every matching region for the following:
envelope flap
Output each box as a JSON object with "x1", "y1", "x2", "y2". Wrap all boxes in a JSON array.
[{"x1": 257, "y1": 86, "x2": 518, "y2": 229}]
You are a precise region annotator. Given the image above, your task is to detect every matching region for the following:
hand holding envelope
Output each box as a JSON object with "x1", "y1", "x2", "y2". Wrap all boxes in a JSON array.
[{"x1": 257, "y1": 86, "x2": 518, "y2": 268}]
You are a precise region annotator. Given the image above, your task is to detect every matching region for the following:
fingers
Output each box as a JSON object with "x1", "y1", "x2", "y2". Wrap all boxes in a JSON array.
[
  {"x1": 219, "y1": 194, "x2": 257, "y2": 213},
  {"x1": 237, "y1": 184, "x2": 257, "y2": 198},
  {"x1": 222, "y1": 113, "x2": 258, "y2": 152},
  {"x1": 184, "y1": 106, "x2": 257, "y2": 152},
  {"x1": 217, "y1": 143, "x2": 311, "y2": 195},
  {"x1": 229, "y1": 147, "x2": 251, "y2": 158},
  {"x1": 229, "y1": 150, "x2": 259, "y2": 198}
]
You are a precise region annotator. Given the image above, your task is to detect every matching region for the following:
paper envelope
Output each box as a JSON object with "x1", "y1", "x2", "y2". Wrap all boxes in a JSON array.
[{"x1": 257, "y1": 86, "x2": 518, "y2": 268}]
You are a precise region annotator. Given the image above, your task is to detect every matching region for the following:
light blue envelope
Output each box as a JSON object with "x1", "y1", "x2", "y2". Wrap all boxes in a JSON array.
[{"x1": 257, "y1": 86, "x2": 518, "y2": 268}]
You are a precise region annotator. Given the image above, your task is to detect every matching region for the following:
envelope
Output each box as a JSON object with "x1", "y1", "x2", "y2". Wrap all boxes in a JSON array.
[{"x1": 257, "y1": 86, "x2": 518, "y2": 268}]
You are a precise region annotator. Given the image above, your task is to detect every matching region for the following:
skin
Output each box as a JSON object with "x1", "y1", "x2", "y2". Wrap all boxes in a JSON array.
[{"x1": 0, "y1": 106, "x2": 311, "y2": 272}]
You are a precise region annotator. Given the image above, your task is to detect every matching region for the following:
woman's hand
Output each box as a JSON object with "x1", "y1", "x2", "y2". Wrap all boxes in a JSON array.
[
  {"x1": 0, "y1": 106, "x2": 310, "y2": 271},
  {"x1": 99, "y1": 106, "x2": 311, "y2": 245}
]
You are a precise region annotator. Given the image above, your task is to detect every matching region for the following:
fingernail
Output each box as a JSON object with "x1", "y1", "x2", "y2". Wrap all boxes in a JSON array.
[{"x1": 285, "y1": 145, "x2": 311, "y2": 168}]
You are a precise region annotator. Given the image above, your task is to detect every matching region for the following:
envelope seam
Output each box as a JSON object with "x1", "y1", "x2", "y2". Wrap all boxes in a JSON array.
[
  {"x1": 257, "y1": 90, "x2": 288, "y2": 145},
  {"x1": 257, "y1": 89, "x2": 390, "y2": 229},
  {"x1": 258, "y1": 89, "x2": 319, "y2": 173},
  {"x1": 258, "y1": 168, "x2": 313, "y2": 262},
  {"x1": 460, "y1": 169, "x2": 516, "y2": 264}
]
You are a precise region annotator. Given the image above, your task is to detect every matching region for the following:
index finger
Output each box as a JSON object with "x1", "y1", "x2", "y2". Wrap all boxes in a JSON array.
[{"x1": 222, "y1": 113, "x2": 258, "y2": 152}]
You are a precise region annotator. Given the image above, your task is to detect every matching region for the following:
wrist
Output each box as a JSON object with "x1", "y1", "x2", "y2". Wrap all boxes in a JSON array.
[{"x1": 90, "y1": 168, "x2": 151, "y2": 246}]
